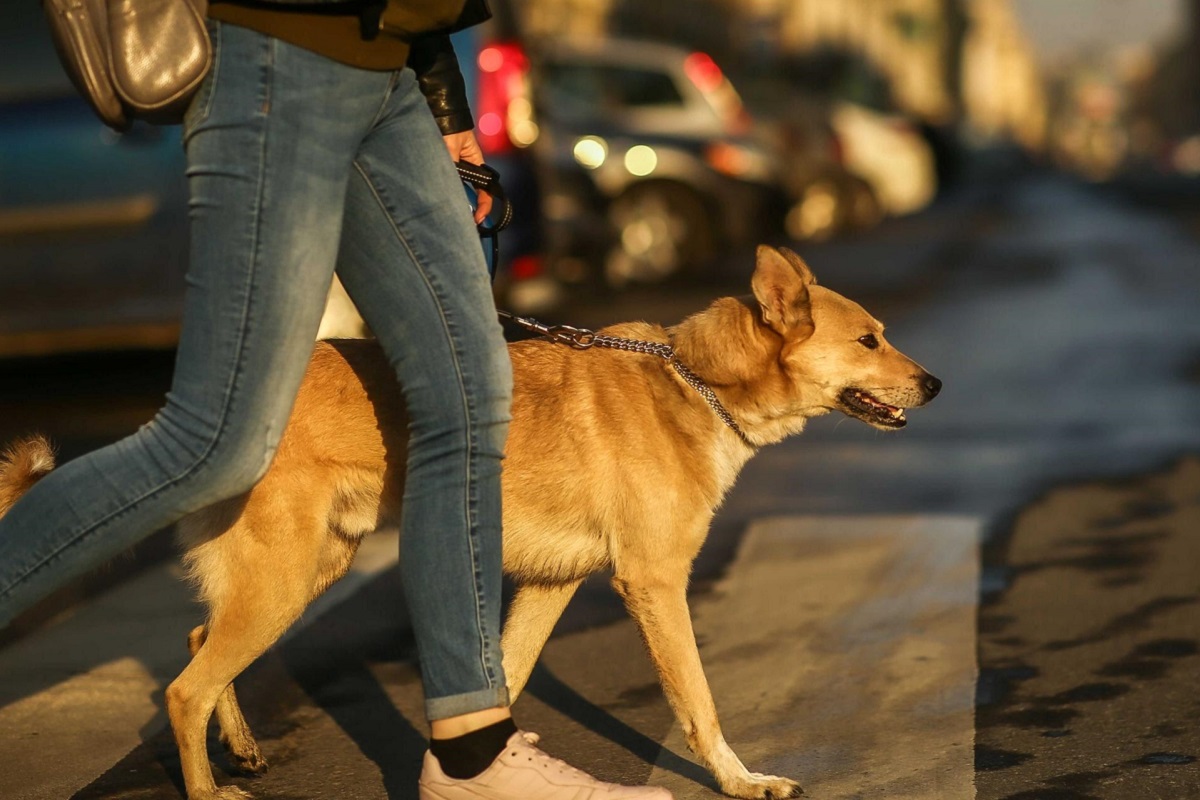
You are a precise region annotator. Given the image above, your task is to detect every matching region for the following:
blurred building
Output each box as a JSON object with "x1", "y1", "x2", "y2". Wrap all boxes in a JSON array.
[
  {"x1": 1105, "y1": 0, "x2": 1199, "y2": 176},
  {"x1": 769, "y1": 0, "x2": 1046, "y2": 147},
  {"x1": 1142, "y1": 0, "x2": 1200, "y2": 140},
  {"x1": 960, "y1": 0, "x2": 1047, "y2": 150},
  {"x1": 774, "y1": 0, "x2": 960, "y2": 125},
  {"x1": 521, "y1": 0, "x2": 613, "y2": 40},
  {"x1": 516, "y1": 0, "x2": 1046, "y2": 150}
]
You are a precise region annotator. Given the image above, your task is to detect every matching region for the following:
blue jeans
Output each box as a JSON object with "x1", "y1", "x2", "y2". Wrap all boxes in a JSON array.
[{"x1": 0, "y1": 21, "x2": 511, "y2": 720}]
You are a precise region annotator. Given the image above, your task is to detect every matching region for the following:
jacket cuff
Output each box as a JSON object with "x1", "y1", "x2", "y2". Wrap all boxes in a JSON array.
[{"x1": 409, "y1": 34, "x2": 475, "y2": 135}]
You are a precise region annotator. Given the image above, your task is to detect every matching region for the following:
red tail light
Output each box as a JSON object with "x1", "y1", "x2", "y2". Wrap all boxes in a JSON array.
[
  {"x1": 476, "y1": 42, "x2": 531, "y2": 156},
  {"x1": 509, "y1": 254, "x2": 543, "y2": 280},
  {"x1": 684, "y1": 52, "x2": 724, "y2": 94},
  {"x1": 684, "y1": 51, "x2": 751, "y2": 135},
  {"x1": 704, "y1": 141, "x2": 750, "y2": 177}
]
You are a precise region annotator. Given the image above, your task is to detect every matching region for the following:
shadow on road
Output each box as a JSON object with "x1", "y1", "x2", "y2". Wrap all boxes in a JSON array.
[{"x1": 525, "y1": 663, "x2": 716, "y2": 791}]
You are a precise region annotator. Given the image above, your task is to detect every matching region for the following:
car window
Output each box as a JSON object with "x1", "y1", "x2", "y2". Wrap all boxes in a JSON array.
[
  {"x1": 780, "y1": 52, "x2": 895, "y2": 113},
  {"x1": 602, "y1": 66, "x2": 684, "y2": 107},
  {"x1": 541, "y1": 62, "x2": 684, "y2": 121}
]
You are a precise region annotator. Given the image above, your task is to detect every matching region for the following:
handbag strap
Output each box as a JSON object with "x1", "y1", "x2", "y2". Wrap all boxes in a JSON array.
[{"x1": 455, "y1": 161, "x2": 513, "y2": 232}]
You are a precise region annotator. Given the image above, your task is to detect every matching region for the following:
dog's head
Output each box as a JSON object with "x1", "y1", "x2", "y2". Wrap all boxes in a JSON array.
[{"x1": 672, "y1": 245, "x2": 940, "y2": 444}]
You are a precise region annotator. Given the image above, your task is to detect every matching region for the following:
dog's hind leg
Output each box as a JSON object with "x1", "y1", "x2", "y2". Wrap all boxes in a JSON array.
[
  {"x1": 187, "y1": 625, "x2": 268, "y2": 775},
  {"x1": 170, "y1": 507, "x2": 330, "y2": 800},
  {"x1": 501, "y1": 579, "x2": 582, "y2": 701},
  {"x1": 612, "y1": 566, "x2": 803, "y2": 800},
  {"x1": 169, "y1": 584, "x2": 312, "y2": 800}
]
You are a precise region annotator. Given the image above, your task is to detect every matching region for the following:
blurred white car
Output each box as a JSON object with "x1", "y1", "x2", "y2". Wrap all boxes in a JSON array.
[
  {"x1": 531, "y1": 38, "x2": 789, "y2": 286},
  {"x1": 830, "y1": 101, "x2": 936, "y2": 216}
]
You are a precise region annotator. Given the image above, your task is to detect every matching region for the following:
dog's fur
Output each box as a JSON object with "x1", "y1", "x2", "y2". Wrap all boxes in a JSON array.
[
  {"x1": 0, "y1": 247, "x2": 939, "y2": 800},
  {"x1": 0, "y1": 435, "x2": 54, "y2": 517}
]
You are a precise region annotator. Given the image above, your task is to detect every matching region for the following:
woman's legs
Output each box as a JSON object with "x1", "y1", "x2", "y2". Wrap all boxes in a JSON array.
[
  {"x1": 341, "y1": 84, "x2": 673, "y2": 795},
  {"x1": 0, "y1": 22, "x2": 391, "y2": 627},
  {"x1": 334, "y1": 66, "x2": 512, "y2": 724}
]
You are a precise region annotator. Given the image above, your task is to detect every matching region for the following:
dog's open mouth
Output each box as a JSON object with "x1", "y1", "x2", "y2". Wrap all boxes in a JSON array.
[{"x1": 839, "y1": 388, "x2": 907, "y2": 429}]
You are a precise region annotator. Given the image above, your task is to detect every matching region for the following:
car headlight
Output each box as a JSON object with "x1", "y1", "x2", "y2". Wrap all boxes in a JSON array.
[{"x1": 572, "y1": 136, "x2": 608, "y2": 169}]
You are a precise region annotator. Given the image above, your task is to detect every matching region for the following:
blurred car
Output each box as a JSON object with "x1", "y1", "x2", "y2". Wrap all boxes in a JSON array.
[
  {"x1": 781, "y1": 152, "x2": 884, "y2": 243},
  {"x1": 0, "y1": 6, "x2": 548, "y2": 354},
  {"x1": 528, "y1": 38, "x2": 789, "y2": 287},
  {"x1": 1047, "y1": 69, "x2": 1130, "y2": 183},
  {"x1": 738, "y1": 79, "x2": 883, "y2": 241},
  {"x1": 1160, "y1": 133, "x2": 1200, "y2": 176},
  {"x1": 830, "y1": 100, "x2": 936, "y2": 216},
  {"x1": 776, "y1": 51, "x2": 937, "y2": 219},
  {"x1": 0, "y1": 3, "x2": 189, "y2": 357}
]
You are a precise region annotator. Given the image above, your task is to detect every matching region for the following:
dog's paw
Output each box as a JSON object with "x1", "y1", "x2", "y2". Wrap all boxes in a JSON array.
[
  {"x1": 221, "y1": 734, "x2": 269, "y2": 775},
  {"x1": 227, "y1": 746, "x2": 269, "y2": 775},
  {"x1": 195, "y1": 787, "x2": 254, "y2": 800},
  {"x1": 722, "y1": 772, "x2": 804, "y2": 799}
]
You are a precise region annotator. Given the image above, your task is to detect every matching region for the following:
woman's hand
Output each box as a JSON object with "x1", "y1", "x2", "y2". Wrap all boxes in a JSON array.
[{"x1": 443, "y1": 130, "x2": 492, "y2": 224}]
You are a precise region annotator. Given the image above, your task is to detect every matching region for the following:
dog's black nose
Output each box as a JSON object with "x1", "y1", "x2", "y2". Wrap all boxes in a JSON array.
[{"x1": 923, "y1": 374, "x2": 942, "y2": 399}]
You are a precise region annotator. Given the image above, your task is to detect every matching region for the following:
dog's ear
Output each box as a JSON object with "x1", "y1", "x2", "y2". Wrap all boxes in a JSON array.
[
  {"x1": 777, "y1": 246, "x2": 817, "y2": 285},
  {"x1": 752, "y1": 245, "x2": 815, "y2": 340}
]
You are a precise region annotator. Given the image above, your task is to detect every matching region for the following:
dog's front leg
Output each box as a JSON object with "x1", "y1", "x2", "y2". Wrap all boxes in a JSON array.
[
  {"x1": 501, "y1": 579, "x2": 582, "y2": 701},
  {"x1": 612, "y1": 570, "x2": 803, "y2": 799}
]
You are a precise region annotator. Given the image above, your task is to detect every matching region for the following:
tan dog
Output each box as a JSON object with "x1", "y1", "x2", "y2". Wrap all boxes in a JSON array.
[{"x1": 0, "y1": 246, "x2": 939, "y2": 800}]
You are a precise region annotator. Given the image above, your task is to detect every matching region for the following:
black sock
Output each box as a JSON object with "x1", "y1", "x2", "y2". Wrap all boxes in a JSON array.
[{"x1": 430, "y1": 717, "x2": 519, "y2": 779}]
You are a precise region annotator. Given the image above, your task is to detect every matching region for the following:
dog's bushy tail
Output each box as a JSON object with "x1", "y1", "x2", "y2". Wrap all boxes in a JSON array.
[{"x1": 0, "y1": 436, "x2": 55, "y2": 519}]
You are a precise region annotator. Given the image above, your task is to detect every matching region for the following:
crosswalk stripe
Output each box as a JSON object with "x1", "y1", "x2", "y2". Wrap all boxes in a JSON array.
[{"x1": 648, "y1": 515, "x2": 981, "y2": 799}]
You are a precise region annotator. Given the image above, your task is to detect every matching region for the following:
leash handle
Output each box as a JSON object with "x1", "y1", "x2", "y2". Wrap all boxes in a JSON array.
[{"x1": 455, "y1": 161, "x2": 513, "y2": 233}]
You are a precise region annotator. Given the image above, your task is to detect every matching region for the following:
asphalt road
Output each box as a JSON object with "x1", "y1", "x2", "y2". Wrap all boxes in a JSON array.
[{"x1": 2, "y1": 160, "x2": 1200, "y2": 799}]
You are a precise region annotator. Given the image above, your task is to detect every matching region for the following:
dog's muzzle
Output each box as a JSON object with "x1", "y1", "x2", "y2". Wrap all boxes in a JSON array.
[
  {"x1": 839, "y1": 387, "x2": 908, "y2": 429},
  {"x1": 838, "y1": 373, "x2": 941, "y2": 430}
]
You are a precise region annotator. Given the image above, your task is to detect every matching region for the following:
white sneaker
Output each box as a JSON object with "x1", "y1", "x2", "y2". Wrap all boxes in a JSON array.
[{"x1": 419, "y1": 730, "x2": 674, "y2": 800}]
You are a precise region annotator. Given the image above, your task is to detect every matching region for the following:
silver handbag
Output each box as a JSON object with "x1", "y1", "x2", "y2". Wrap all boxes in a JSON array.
[{"x1": 42, "y1": 0, "x2": 211, "y2": 131}]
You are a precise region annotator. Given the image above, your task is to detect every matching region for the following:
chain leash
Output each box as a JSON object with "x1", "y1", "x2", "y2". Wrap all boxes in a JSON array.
[{"x1": 498, "y1": 311, "x2": 753, "y2": 447}]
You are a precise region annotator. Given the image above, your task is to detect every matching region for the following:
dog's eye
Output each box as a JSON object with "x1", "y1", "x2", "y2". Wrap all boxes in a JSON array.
[{"x1": 858, "y1": 334, "x2": 879, "y2": 350}]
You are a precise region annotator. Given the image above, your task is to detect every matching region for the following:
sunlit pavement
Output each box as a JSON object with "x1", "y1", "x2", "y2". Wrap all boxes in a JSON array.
[{"x1": 2, "y1": 163, "x2": 1200, "y2": 798}]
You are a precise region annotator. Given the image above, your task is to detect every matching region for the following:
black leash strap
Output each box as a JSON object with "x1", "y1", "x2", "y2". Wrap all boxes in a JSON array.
[
  {"x1": 456, "y1": 160, "x2": 511, "y2": 279},
  {"x1": 455, "y1": 161, "x2": 513, "y2": 232}
]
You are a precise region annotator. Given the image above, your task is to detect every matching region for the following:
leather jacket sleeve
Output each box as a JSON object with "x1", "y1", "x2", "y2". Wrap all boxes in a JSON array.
[{"x1": 409, "y1": 33, "x2": 474, "y2": 136}]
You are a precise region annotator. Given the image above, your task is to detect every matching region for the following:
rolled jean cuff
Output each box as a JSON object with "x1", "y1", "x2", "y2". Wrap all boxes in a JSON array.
[{"x1": 425, "y1": 685, "x2": 510, "y2": 722}]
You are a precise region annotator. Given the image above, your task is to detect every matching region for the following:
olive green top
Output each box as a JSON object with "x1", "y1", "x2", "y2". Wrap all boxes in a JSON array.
[{"x1": 207, "y1": 1, "x2": 466, "y2": 71}]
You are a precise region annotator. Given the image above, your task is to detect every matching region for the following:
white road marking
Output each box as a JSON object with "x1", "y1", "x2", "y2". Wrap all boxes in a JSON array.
[
  {"x1": 649, "y1": 515, "x2": 981, "y2": 799},
  {"x1": 0, "y1": 529, "x2": 401, "y2": 800}
]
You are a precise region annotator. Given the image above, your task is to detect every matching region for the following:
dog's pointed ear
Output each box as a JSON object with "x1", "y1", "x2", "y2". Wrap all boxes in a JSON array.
[
  {"x1": 778, "y1": 246, "x2": 817, "y2": 285},
  {"x1": 752, "y1": 245, "x2": 816, "y2": 339}
]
